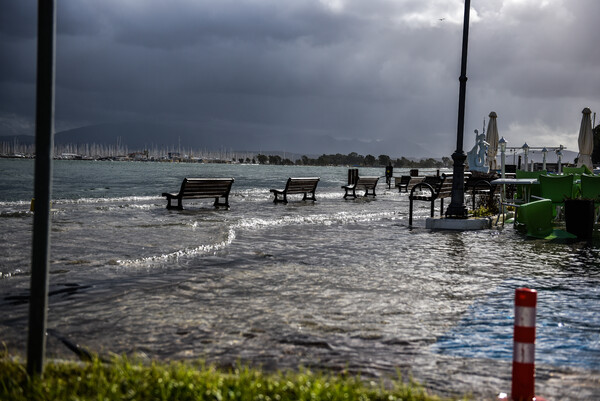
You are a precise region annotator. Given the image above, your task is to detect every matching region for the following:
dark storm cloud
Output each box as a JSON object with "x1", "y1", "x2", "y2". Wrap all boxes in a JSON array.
[
  {"x1": 107, "y1": 1, "x2": 351, "y2": 49},
  {"x1": 1, "y1": 0, "x2": 599, "y2": 156},
  {"x1": 0, "y1": 2, "x2": 35, "y2": 39}
]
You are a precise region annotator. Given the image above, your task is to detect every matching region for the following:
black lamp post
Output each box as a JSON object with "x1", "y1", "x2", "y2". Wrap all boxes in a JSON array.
[
  {"x1": 445, "y1": 0, "x2": 471, "y2": 218},
  {"x1": 27, "y1": 0, "x2": 56, "y2": 376}
]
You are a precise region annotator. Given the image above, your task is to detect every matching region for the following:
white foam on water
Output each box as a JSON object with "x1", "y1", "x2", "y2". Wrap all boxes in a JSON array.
[
  {"x1": 55, "y1": 195, "x2": 159, "y2": 204},
  {"x1": 116, "y1": 209, "x2": 398, "y2": 267},
  {"x1": 117, "y1": 226, "x2": 237, "y2": 267},
  {"x1": 94, "y1": 203, "x2": 158, "y2": 211},
  {"x1": 236, "y1": 210, "x2": 397, "y2": 230},
  {"x1": 0, "y1": 200, "x2": 32, "y2": 208}
]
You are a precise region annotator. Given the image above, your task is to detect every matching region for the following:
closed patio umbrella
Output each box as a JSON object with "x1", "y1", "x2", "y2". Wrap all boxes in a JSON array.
[
  {"x1": 486, "y1": 111, "x2": 499, "y2": 171},
  {"x1": 576, "y1": 107, "x2": 593, "y2": 170}
]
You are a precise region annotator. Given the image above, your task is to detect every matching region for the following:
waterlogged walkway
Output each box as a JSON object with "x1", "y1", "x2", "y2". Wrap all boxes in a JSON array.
[{"x1": 0, "y1": 160, "x2": 599, "y2": 400}]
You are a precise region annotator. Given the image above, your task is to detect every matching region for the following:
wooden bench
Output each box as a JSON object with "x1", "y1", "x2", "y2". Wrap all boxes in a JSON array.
[
  {"x1": 408, "y1": 172, "x2": 472, "y2": 226},
  {"x1": 396, "y1": 175, "x2": 428, "y2": 193},
  {"x1": 270, "y1": 177, "x2": 320, "y2": 204},
  {"x1": 162, "y1": 177, "x2": 234, "y2": 209},
  {"x1": 342, "y1": 176, "x2": 380, "y2": 199},
  {"x1": 395, "y1": 175, "x2": 412, "y2": 193}
]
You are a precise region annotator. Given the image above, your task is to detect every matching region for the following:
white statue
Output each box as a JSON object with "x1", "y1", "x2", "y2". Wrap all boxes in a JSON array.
[{"x1": 467, "y1": 129, "x2": 490, "y2": 173}]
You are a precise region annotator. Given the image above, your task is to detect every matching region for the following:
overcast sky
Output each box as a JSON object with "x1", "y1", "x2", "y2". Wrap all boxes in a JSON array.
[{"x1": 1, "y1": 0, "x2": 598, "y2": 157}]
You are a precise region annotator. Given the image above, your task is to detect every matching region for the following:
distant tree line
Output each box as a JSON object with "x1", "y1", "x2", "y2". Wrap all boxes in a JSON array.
[{"x1": 254, "y1": 152, "x2": 453, "y2": 168}]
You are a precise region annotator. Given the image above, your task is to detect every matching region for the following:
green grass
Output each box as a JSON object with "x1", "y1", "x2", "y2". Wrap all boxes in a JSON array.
[{"x1": 0, "y1": 352, "x2": 470, "y2": 401}]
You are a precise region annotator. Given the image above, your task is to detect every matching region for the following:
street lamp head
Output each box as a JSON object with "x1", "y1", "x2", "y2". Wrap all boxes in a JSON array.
[
  {"x1": 499, "y1": 137, "x2": 507, "y2": 152},
  {"x1": 542, "y1": 147, "x2": 548, "y2": 154},
  {"x1": 522, "y1": 142, "x2": 529, "y2": 155}
]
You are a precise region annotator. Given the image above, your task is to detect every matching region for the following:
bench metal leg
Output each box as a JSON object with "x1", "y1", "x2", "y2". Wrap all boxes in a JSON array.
[
  {"x1": 214, "y1": 196, "x2": 230, "y2": 208},
  {"x1": 272, "y1": 192, "x2": 287, "y2": 204},
  {"x1": 409, "y1": 198, "x2": 414, "y2": 226},
  {"x1": 164, "y1": 195, "x2": 179, "y2": 209},
  {"x1": 166, "y1": 197, "x2": 183, "y2": 210},
  {"x1": 364, "y1": 188, "x2": 376, "y2": 197}
]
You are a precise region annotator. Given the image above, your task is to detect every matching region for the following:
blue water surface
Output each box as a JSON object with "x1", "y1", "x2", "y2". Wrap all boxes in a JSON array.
[{"x1": 433, "y1": 275, "x2": 600, "y2": 370}]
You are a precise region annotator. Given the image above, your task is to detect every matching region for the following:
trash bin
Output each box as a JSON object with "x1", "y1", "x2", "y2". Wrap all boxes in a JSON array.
[
  {"x1": 348, "y1": 168, "x2": 358, "y2": 185},
  {"x1": 565, "y1": 199, "x2": 595, "y2": 239}
]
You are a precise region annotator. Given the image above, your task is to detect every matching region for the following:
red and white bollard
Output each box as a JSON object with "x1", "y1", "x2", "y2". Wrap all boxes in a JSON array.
[{"x1": 499, "y1": 288, "x2": 547, "y2": 401}]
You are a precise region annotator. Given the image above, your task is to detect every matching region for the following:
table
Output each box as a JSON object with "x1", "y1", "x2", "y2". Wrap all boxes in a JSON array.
[
  {"x1": 491, "y1": 178, "x2": 539, "y2": 226},
  {"x1": 491, "y1": 178, "x2": 538, "y2": 203}
]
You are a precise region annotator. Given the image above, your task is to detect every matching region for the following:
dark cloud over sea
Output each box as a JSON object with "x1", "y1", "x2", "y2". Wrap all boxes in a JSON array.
[{"x1": 1, "y1": 0, "x2": 598, "y2": 157}]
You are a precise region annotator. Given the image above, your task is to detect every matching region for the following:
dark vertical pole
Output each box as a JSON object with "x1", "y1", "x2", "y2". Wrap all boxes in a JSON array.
[
  {"x1": 27, "y1": 0, "x2": 56, "y2": 376},
  {"x1": 445, "y1": 0, "x2": 471, "y2": 218}
]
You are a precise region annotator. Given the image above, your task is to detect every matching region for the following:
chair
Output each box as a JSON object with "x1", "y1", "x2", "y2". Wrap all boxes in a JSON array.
[
  {"x1": 515, "y1": 170, "x2": 546, "y2": 200},
  {"x1": 514, "y1": 199, "x2": 576, "y2": 239},
  {"x1": 581, "y1": 174, "x2": 600, "y2": 222},
  {"x1": 563, "y1": 166, "x2": 591, "y2": 197},
  {"x1": 515, "y1": 199, "x2": 555, "y2": 238},
  {"x1": 537, "y1": 174, "x2": 574, "y2": 218},
  {"x1": 563, "y1": 165, "x2": 592, "y2": 175}
]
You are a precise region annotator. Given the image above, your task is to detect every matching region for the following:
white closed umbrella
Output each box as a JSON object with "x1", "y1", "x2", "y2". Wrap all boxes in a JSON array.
[
  {"x1": 577, "y1": 107, "x2": 593, "y2": 171},
  {"x1": 486, "y1": 111, "x2": 499, "y2": 171}
]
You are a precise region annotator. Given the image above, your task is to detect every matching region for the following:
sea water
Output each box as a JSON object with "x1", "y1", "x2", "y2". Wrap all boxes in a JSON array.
[{"x1": 1, "y1": 158, "x2": 599, "y2": 400}]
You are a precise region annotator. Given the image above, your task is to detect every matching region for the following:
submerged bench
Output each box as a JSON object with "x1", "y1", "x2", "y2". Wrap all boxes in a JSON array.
[
  {"x1": 395, "y1": 175, "x2": 412, "y2": 193},
  {"x1": 162, "y1": 177, "x2": 234, "y2": 209},
  {"x1": 395, "y1": 175, "x2": 429, "y2": 193},
  {"x1": 342, "y1": 176, "x2": 380, "y2": 199},
  {"x1": 270, "y1": 177, "x2": 320, "y2": 204},
  {"x1": 408, "y1": 172, "x2": 472, "y2": 226}
]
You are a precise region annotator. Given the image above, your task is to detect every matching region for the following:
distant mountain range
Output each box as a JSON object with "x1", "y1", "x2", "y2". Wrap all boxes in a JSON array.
[
  {"x1": 2, "y1": 122, "x2": 580, "y2": 164},
  {"x1": 1, "y1": 121, "x2": 433, "y2": 158}
]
